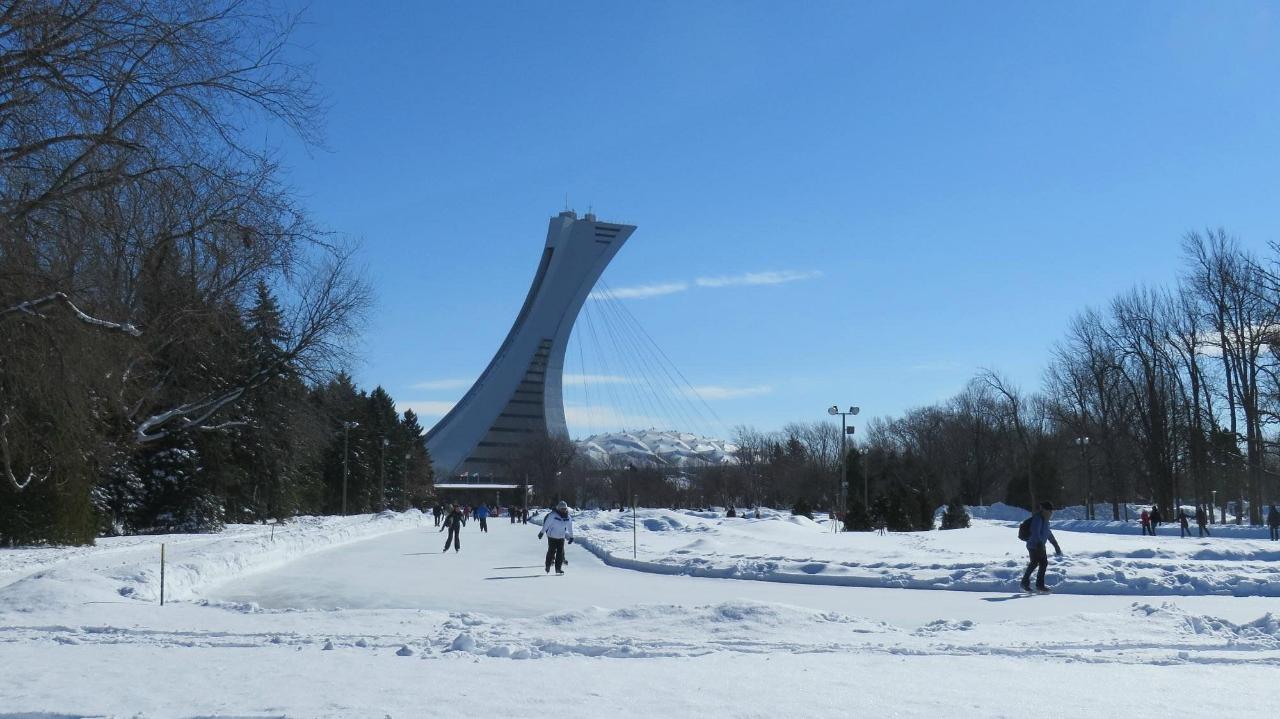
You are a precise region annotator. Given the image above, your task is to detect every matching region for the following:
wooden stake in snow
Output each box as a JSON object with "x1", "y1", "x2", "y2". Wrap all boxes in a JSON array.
[{"x1": 160, "y1": 544, "x2": 166, "y2": 606}]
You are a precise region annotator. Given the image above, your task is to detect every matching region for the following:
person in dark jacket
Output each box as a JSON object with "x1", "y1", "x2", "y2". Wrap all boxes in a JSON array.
[
  {"x1": 1269, "y1": 505, "x2": 1280, "y2": 541},
  {"x1": 439, "y1": 503, "x2": 463, "y2": 552},
  {"x1": 1177, "y1": 508, "x2": 1190, "y2": 538},
  {"x1": 1021, "y1": 501, "x2": 1063, "y2": 593},
  {"x1": 1149, "y1": 505, "x2": 1163, "y2": 534},
  {"x1": 432, "y1": 504, "x2": 442, "y2": 528},
  {"x1": 1195, "y1": 505, "x2": 1210, "y2": 537}
]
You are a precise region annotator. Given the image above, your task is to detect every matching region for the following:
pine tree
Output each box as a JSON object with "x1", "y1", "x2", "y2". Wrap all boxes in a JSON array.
[
  {"x1": 843, "y1": 498, "x2": 872, "y2": 531},
  {"x1": 940, "y1": 498, "x2": 971, "y2": 530}
]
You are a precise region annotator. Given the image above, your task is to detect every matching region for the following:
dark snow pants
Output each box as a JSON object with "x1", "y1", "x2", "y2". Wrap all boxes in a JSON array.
[
  {"x1": 1021, "y1": 544, "x2": 1048, "y2": 589},
  {"x1": 444, "y1": 527, "x2": 460, "y2": 552},
  {"x1": 480, "y1": 518, "x2": 488, "y2": 532},
  {"x1": 1198, "y1": 524, "x2": 1209, "y2": 537},
  {"x1": 545, "y1": 537, "x2": 565, "y2": 572}
]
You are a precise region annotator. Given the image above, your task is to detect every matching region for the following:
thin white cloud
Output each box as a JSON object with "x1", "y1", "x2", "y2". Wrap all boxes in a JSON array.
[
  {"x1": 690, "y1": 385, "x2": 773, "y2": 400},
  {"x1": 908, "y1": 360, "x2": 964, "y2": 373},
  {"x1": 562, "y1": 373, "x2": 631, "y2": 385},
  {"x1": 397, "y1": 400, "x2": 456, "y2": 418},
  {"x1": 694, "y1": 270, "x2": 823, "y2": 288},
  {"x1": 409, "y1": 378, "x2": 472, "y2": 391},
  {"x1": 594, "y1": 270, "x2": 822, "y2": 301},
  {"x1": 563, "y1": 404, "x2": 664, "y2": 433},
  {"x1": 591, "y1": 282, "x2": 689, "y2": 300}
]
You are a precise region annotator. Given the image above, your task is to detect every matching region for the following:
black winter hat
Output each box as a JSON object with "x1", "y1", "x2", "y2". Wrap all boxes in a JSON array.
[{"x1": 1040, "y1": 501, "x2": 1055, "y2": 511}]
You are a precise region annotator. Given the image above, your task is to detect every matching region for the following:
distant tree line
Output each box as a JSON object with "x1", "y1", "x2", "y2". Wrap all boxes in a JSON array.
[
  {"x1": 0, "y1": 0, "x2": 432, "y2": 545},
  {"x1": 542, "y1": 232, "x2": 1280, "y2": 531}
]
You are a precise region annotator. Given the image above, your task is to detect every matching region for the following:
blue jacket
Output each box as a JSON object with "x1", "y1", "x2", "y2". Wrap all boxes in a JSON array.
[
  {"x1": 475, "y1": 505, "x2": 489, "y2": 519},
  {"x1": 1026, "y1": 514, "x2": 1058, "y2": 550}
]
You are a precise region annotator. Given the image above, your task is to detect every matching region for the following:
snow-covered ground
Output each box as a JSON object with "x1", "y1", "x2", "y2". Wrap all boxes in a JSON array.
[
  {"x1": 570, "y1": 508, "x2": 1280, "y2": 596},
  {"x1": 2, "y1": 508, "x2": 1279, "y2": 717}
]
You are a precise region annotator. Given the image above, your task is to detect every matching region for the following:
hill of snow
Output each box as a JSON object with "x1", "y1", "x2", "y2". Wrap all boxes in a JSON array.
[{"x1": 577, "y1": 429, "x2": 737, "y2": 467}]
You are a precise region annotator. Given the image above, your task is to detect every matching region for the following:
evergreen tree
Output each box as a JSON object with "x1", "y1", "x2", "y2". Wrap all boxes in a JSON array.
[{"x1": 940, "y1": 498, "x2": 971, "y2": 530}]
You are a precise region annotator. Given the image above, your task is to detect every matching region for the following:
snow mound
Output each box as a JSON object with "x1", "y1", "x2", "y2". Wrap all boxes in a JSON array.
[
  {"x1": 568, "y1": 508, "x2": 1280, "y2": 597},
  {"x1": 577, "y1": 430, "x2": 737, "y2": 466}
]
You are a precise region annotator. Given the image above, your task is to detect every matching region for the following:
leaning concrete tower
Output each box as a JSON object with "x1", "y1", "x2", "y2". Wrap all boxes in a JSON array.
[{"x1": 425, "y1": 211, "x2": 635, "y2": 479}]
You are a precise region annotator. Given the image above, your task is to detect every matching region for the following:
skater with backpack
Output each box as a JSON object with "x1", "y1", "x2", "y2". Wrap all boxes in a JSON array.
[
  {"x1": 1018, "y1": 502, "x2": 1063, "y2": 593},
  {"x1": 538, "y1": 501, "x2": 574, "y2": 574}
]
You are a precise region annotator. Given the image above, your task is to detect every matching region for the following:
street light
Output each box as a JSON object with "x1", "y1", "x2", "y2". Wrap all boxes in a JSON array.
[
  {"x1": 379, "y1": 437, "x2": 390, "y2": 512},
  {"x1": 826, "y1": 405, "x2": 861, "y2": 533},
  {"x1": 1074, "y1": 437, "x2": 1092, "y2": 520},
  {"x1": 627, "y1": 463, "x2": 638, "y2": 558},
  {"x1": 342, "y1": 421, "x2": 359, "y2": 515}
]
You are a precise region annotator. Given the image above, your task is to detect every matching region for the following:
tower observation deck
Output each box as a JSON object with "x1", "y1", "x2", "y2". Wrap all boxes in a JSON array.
[{"x1": 425, "y1": 211, "x2": 635, "y2": 480}]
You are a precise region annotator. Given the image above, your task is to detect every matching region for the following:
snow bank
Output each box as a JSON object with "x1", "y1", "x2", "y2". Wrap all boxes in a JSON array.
[
  {"x1": 0, "y1": 510, "x2": 431, "y2": 610},
  {"x1": 567, "y1": 508, "x2": 1280, "y2": 597}
]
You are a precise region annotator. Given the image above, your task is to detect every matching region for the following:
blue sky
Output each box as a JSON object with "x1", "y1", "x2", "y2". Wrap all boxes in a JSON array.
[{"x1": 273, "y1": 1, "x2": 1280, "y2": 437}]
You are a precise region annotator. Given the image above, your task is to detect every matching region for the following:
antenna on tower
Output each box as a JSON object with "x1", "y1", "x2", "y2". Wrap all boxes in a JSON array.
[{"x1": 564, "y1": 193, "x2": 570, "y2": 212}]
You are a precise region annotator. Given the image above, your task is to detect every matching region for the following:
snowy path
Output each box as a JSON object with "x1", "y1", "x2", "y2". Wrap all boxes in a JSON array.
[{"x1": 210, "y1": 516, "x2": 1279, "y2": 627}]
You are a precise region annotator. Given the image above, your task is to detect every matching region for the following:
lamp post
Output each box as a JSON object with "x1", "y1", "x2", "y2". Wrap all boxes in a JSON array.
[
  {"x1": 627, "y1": 463, "x2": 637, "y2": 558},
  {"x1": 379, "y1": 437, "x2": 389, "y2": 512},
  {"x1": 826, "y1": 405, "x2": 861, "y2": 532},
  {"x1": 341, "y1": 421, "x2": 359, "y2": 515},
  {"x1": 1074, "y1": 436, "x2": 1092, "y2": 520},
  {"x1": 403, "y1": 452, "x2": 412, "y2": 511}
]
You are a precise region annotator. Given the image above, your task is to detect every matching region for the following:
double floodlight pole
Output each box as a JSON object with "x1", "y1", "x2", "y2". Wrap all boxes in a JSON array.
[{"x1": 827, "y1": 405, "x2": 861, "y2": 532}]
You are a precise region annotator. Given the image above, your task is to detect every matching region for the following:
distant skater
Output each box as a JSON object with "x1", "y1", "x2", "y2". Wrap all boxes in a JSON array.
[
  {"x1": 1177, "y1": 508, "x2": 1189, "y2": 538},
  {"x1": 1196, "y1": 505, "x2": 1210, "y2": 537},
  {"x1": 1140, "y1": 508, "x2": 1151, "y2": 536},
  {"x1": 1149, "y1": 505, "x2": 1162, "y2": 535},
  {"x1": 1021, "y1": 501, "x2": 1063, "y2": 593},
  {"x1": 432, "y1": 504, "x2": 442, "y2": 528},
  {"x1": 476, "y1": 503, "x2": 489, "y2": 533},
  {"x1": 1269, "y1": 505, "x2": 1280, "y2": 541},
  {"x1": 538, "y1": 501, "x2": 574, "y2": 574},
  {"x1": 440, "y1": 503, "x2": 463, "y2": 553}
]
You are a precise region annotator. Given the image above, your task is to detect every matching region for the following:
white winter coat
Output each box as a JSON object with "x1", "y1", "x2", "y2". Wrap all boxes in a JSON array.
[{"x1": 542, "y1": 511, "x2": 574, "y2": 540}]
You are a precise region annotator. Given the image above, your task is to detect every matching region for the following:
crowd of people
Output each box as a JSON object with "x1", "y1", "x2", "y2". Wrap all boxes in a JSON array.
[{"x1": 427, "y1": 500, "x2": 574, "y2": 574}]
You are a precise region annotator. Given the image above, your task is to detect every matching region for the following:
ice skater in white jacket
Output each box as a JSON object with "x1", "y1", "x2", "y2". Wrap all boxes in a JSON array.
[{"x1": 538, "y1": 501, "x2": 574, "y2": 574}]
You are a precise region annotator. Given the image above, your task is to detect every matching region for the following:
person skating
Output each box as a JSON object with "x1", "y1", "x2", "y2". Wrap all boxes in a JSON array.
[
  {"x1": 1177, "y1": 508, "x2": 1190, "y2": 538},
  {"x1": 432, "y1": 504, "x2": 442, "y2": 528},
  {"x1": 1149, "y1": 505, "x2": 1162, "y2": 535},
  {"x1": 476, "y1": 503, "x2": 490, "y2": 533},
  {"x1": 1140, "y1": 508, "x2": 1151, "y2": 536},
  {"x1": 1020, "y1": 501, "x2": 1063, "y2": 593},
  {"x1": 1268, "y1": 504, "x2": 1280, "y2": 541},
  {"x1": 538, "y1": 500, "x2": 574, "y2": 574},
  {"x1": 1195, "y1": 505, "x2": 1210, "y2": 537},
  {"x1": 439, "y1": 503, "x2": 463, "y2": 553},
  {"x1": 510, "y1": 505, "x2": 517, "y2": 524}
]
